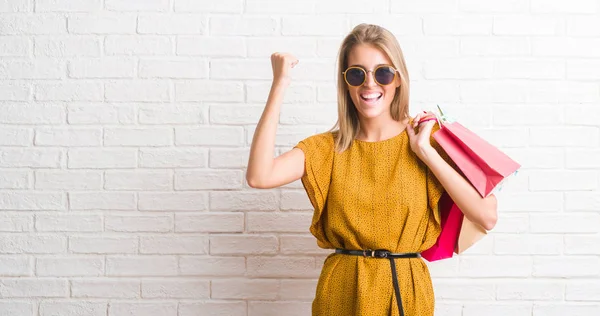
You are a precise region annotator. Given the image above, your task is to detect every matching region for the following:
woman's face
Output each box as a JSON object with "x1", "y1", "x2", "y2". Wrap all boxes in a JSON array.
[{"x1": 345, "y1": 43, "x2": 400, "y2": 121}]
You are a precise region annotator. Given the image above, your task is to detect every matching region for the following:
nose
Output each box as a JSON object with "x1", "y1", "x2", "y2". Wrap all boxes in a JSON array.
[{"x1": 364, "y1": 70, "x2": 377, "y2": 87}]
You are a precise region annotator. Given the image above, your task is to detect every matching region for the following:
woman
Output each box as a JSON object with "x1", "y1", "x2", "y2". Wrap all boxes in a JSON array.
[{"x1": 246, "y1": 23, "x2": 498, "y2": 316}]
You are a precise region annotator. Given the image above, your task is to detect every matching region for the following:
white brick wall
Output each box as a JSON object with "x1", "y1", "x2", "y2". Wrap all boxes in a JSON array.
[{"x1": 0, "y1": 1, "x2": 598, "y2": 315}]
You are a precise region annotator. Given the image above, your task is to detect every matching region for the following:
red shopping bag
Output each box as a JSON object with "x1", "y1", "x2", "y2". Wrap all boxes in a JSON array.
[
  {"x1": 421, "y1": 192, "x2": 462, "y2": 261},
  {"x1": 433, "y1": 121, "x2": 521, "y2": 198}
]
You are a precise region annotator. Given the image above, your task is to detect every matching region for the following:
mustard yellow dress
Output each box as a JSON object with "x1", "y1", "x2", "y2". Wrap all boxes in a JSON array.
[{"x1": 294, "y1": 125, "x2": 447, "y2": 316}]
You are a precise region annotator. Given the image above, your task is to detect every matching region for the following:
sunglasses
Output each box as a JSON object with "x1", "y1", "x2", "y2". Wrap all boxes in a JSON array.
[{"x1": 342, "y1": 65, "x2": 399, "y2": 87}]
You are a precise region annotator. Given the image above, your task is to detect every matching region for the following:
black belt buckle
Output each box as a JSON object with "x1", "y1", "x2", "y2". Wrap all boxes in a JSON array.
[{"x1": 363, "y1": 249, "x2": 389, "y2": 258}]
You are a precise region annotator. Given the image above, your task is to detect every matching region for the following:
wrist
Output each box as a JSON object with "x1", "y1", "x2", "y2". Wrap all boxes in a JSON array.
[
  {"x1": 418, "y1": 145, "x2": 438, "y2": 164},
  {"x1": 272, "y1": 76, "x2": 291, "y2": 88}
]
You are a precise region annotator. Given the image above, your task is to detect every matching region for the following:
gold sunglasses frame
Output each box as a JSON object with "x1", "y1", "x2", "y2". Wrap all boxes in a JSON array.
[{"x1": 342, "y1": 65, "x2": 399, "y2": 87}]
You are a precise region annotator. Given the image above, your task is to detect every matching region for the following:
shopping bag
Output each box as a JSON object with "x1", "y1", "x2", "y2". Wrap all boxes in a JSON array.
[{"x1": 432, "y1": 105, "x2": 521, "y2": 198}]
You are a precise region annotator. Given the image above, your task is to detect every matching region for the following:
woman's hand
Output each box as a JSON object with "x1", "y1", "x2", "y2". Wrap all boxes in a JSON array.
[
  {"x1": 406, "y1": 111, "x2": 438, "y2": 160},
  {"x1": 271, "y1": 52, "x2": 298, "y2": 86}
]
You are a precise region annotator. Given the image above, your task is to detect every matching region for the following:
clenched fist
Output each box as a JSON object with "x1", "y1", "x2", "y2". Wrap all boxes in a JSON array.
[{"x1": 271, "y1": 52, "x2": 298, "y2": 85}]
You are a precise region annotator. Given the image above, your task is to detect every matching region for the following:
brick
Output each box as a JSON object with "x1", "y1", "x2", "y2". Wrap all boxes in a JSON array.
[
  {"x1": 0, "y1": 170, "x2": 29, "y2": 189},
  {"x1": 209, "y1": 149, "x2": 249, "y2": 169},
  {"x1": 174, "y1": 0, "x2": 242, "y2": 12},
  {"x1": 210, "y1": 191, "x2": 278, "y2": 211},
  {"x1": 210, "y1": 60, "x2": 270, "y2": 80},
  {"x1": 568, "y1": 60, "x2": 600, "y2": 80},
  {"x1": 108, "y1": 302, "x2": 177, "y2": 316},
  {"x1": 34, "y1": 36, "x2": 99, "y2": 57},
  {"x1": 317, "y1": 37, "x2": 342, "y2": 57},
  {"x1": 461, "y1": 37, "x2": 530, "y2": 56},
  {"x1": 567, "y1": 16, "x2": 600, "y2": 37},
  {"x1": 175, "y1": 80, "x2": 244, "y2": 102},
  {"x1": 140, "y1": 235, "x2": 208, "y2": 254},
  {"x1": 280, "y1": 190, "x2": 312, "y2": 211},
  {"x1": 0, "y1": 81, "x2": 30, "y2": 100},
  {"x1": 317, "y1": 0, "x2": 387, "y2": 13},
  {"x1": 463, "y1": 303, "x2": 532, "y2": 316},
  {"x1": 0, "y1": 255, "x2": 32, "y2": 276},
  {"x1": 566, "y1": 149, "x2": 600, "y2": 169},
  {"x1": 36, "y1": 0, "x2": 101, "y2": 11},
  {"x1": 249, "y1": 301, "x2": 311, "y2": 316},
  {"x1": 0, "y1": 127, "x2": 32, "y2": 145},
  {"x1": 106, "y1": 256, "x2": 178, "y2": 276},
  {"x1": 0, "y1": 59, "x2": 64, "y2": 79},
  {"x1": 279, "y1": 235, "x2": 329, "y2": 255},
  {"x1": 177, "y1": 36, "x2": 245, "y2": 57},
  {"x1": 529, "y1": 171, "x2": 597, "y2": 191},
  {"x1": 491, "y1": 214, "x2": 529, "y2": 233},
  {"x1": 533, "y1": 303, "x2": 600, "y2": 316},
  {"x1": 460, "y1": 0, "x2": 528, "y2": 12},
  {"x1": 0, "y1": 213, "x2": 33, "y2": 232},
  {"x1": 432, "y1": 280, "x2": 495, "y2": 300},
  {"x1": 35, "y1": 214, "x2": 103, "y2": 232},
  {"x1": 279, "y1": 279, "x2": 317, "y2": 300},
  {"x1": 105, "y1": 215, "x2": 172, "y2": 232},
  {"x1": 0, "y1": 301, "x2": 34, "y2": 316},
  {"x1": 494, "y1": 59, "x2": 564, "y2": 79},
  {"x1": 494, "y1": 16, "x2": 564, "y2": 36},
  {"x1": 391, "y1": 0, "x2": 458, "y2": 13},
  {"x1": 494, "y1": 234, "x2": 562, "y2": 255},
  {"x1": 245, "y1": 0, "x2": 315, "y2": 13},
  {"x1": 68, "y1": 14, "x2": 136, "y2": 34},
  {"x1": 531, "y1": 0, "x2": 597, "y2": 13},
  {"x1": 282, "y1": 16, "x2": 347, "y2": 36},
  {"x1": 565, "y1": 235, "x2": 600, "y2": 255},
  {"x1": 0, "y1": 14, "x2": 66, "y2": 35},
  {"x1": 34, "y1": 81, "x2": 102, "y2": 101},
  {"x1": 104, "y1": 127, "x2": 173, "y2": 146},
  {"x1": 68, "y1": 57, "x2": 135, "y2": 78},
  {"x1": 411, "y1": 81, "x2": 461, "y2": 103},
  {"x1": 247, "y1": 256, "x2": 318, "y2": 278},
  {"x1": 139, "y1": 58, "x2": 208, "y2": 78},
  {"x1": 105, "y1": 0, "x2": 169, "y2": 11},
  {"x1": 211, "y1": 279, "x2": 279, "y2": 299},
  {"x1": 279, "y1": 106, "x2": 337, "y2": 125},
  {"x1": 138, "y1": 14, "x2": 206, "y2": 34},
  {"x1": 141, "y1": 279, "x2": 209, "y2": 298},
  {"x1": 69, "y1": 192, "x2": 136, "y2": 210},
  {"x1": 459, "y1": 256, "x2": 532, "y2": 277},
  {"x1": 246, "y1": 83, "x2": 316, "y2": 103},
  {"x1": 497, "y1": 280, "x2": 564, "y2": 300},
  {"x1": 175, "y1": 126, "x2": 244, "y2": 146},
  {"x1": 289, "y1": 60, "x2": 335, "y2": 82},
  {"x1": 566, "y1": 281, "x2": 600, "y2": 301},
  {"x1": 179, "y1": 256, "x2": 246, "y2": 276},
  {"x1": 104, "y1": 170, "x2": 172, "y2": 191},
  {"x1": 211, "y1": 16, "x2": 277, "y2": 36},
  {"x1": 105, "y1": 80, "x2": 170, "y2": 102},
  {"x1": 139, "y1": 148, "x2": 207, "y2": 168},
  {"x1": 531, "y1": 126, "x2": 600, "y2": 147},
  {"x1": 69, "y1": 236, "x2": 138, "y2": 254},
  {"x1": 36, "y1": 256, "x2": 103, "y2": 276},
  {"x1": 175, "y1": 170, "x2": 242, "y2": 190},
  {"x1": 210, "y1": 235, "x2": 278, "y2": 255},
  {"x1": 0, "y1": 36, "x2": 30, "y2": 56},
  {"x1": 0, "y1": 0, "x2": 30, "y2": 12},
  {"x1": 139, "y1": 104, "x2": 205, "y2": 124},
  {"x1": 68, "y1": 149, "x2": 137, "y2": 169},
  {"x1": 175, "y1": 213, "x2": 244, "y2": 233},
  {"x1": 68, "y1": 103, "x2": 135, "y2": 124},
  {"x1": 41, "y1": 301, "x2": 107, "y2": 316},
  {"x1": 533, "y1": 256, "x2": 600, "y2": 277},
  {"x1": 179, "y1": 301, "x2": 246, "y2": 316},
  {"x1": 209, "y1": 105, "x2": 263, "y2": 125},
  {"x1": 105, "y1": 35, "x2": 172, "y2": 55},
  {"x1": 247, "y1": 38, "x2": 316, "y2": 58},
  {"x1": 424, "y1": 15, "x2": 492, "y2": 35},
  {"x1": 424, "y1": 58, "x2": 493, "y2": 79},
  {"x1": 496, "y1": 193, "x2": 562, "y2": 212},
  {"x1": 34, "y1": 128, "x2": 101, "y2": 146},
  {"x1": 565, "y1": 192, "x2": 600, "y2": 211},
  {"x1": 0, "y1": 192, "x2": 65, "y2": 211},
  {"x1": 138, "y1": 192, "x2": 208, "y2": 211},
  {"x1": 0, "y1": 279, "x2": 67, "y2": 297},
  {"x1": 71, "y1": 279, "x2": 139, "y2": 298},
  {"x1": 531, "y1": 213, "x2": 600, "y2": 233},
  {"x1": 248, "y1": 212, "x2": 311, "y2": 233}
]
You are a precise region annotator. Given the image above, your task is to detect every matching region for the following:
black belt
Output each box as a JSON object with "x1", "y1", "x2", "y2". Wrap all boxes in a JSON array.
[{"x1": 335, "y1": 249, "x2": 421, "y2": 316}]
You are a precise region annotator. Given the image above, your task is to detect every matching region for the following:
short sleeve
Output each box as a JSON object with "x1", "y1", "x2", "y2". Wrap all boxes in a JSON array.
[{"x1": 294, "y1": 132, "x2": 335, "y2": 245}]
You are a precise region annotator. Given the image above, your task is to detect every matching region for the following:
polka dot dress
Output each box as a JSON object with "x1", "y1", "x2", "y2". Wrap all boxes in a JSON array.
[{"x1": 294, "y1": 122, "x2": 449, "y2": 316}]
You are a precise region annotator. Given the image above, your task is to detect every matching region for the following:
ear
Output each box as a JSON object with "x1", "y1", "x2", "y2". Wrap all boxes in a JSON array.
[{"x1": 395, "y1": 74, "x2": 401, "y2": 88}]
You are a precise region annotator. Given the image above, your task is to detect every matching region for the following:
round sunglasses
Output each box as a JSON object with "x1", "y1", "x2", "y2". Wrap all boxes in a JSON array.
[{"x1": 342, "y1": 65, "x2": 399, "y2": 87}]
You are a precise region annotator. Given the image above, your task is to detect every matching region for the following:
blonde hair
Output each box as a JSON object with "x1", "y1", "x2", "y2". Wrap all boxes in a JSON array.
[{"x1": 330, "y1": 23, "x2": 410, "y2": 152}]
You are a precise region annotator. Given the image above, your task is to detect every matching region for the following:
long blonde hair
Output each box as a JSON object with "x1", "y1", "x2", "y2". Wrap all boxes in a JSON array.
[{"x1": 331, "y1": 23, "x2": 410, "y2": 152}]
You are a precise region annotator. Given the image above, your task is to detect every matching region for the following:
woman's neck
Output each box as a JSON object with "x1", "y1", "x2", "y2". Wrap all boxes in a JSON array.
[{"x1": 356, "y1": 115, "x2": 408, "y2": 142}]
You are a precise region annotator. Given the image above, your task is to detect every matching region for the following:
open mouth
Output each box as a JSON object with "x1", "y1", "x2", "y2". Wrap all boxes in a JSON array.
[{"x1": 360, "y1": 92, "x2": 383, "y2": 102}]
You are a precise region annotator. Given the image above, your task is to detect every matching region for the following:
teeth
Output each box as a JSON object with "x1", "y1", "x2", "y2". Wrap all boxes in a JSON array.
[{"x1": 361, "y1": 93, "x2": 382, "y2": 100}]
